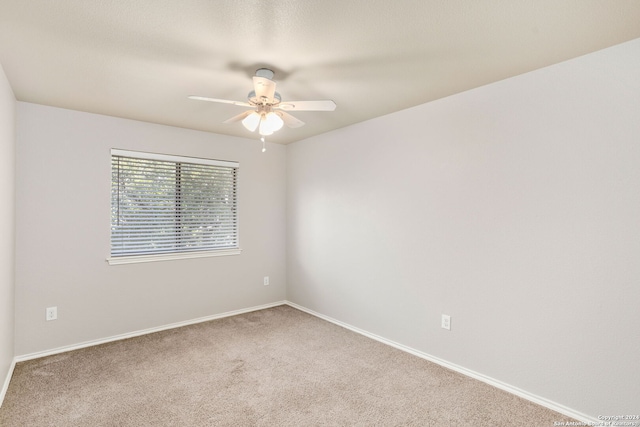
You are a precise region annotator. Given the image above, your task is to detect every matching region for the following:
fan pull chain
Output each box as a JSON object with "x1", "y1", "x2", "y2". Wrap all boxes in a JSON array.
[{"x1": 261, "y1": 136, "x2": 266, "y2": 152}]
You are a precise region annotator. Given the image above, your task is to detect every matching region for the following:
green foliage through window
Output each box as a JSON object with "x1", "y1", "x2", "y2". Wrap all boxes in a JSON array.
[{"x1": 111, "y1": 151, "x2": 238, "y2": 257}]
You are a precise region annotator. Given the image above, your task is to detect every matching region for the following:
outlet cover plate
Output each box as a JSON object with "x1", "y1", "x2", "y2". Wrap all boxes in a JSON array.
[{"x1": 441, "y1": 314, "x2": 451, "y2": 330}]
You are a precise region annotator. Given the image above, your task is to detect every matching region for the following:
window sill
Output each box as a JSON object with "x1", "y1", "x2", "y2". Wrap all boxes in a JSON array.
[{"x1": 107, "y1": 248, "x2": 242, "y2": 265}]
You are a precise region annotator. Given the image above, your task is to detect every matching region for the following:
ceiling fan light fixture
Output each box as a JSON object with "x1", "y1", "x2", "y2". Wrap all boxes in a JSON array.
[
  {"x1": 257, "y1": 111, "x2": 284, "y2": 136},
  {"x1": 241, "y1": 111, "x2": 261, "y2": 132},
  {"x1": 258, "y1": 117, "x2": 274, "y2": 136},
  {"x1": 265, "y1": 111, "x2": 284, "y2": 132}
]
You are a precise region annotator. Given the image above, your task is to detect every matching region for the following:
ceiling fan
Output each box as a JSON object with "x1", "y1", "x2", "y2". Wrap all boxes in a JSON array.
[{"x1": 189, "y1": 68, "x2": 336, "y2": 146}]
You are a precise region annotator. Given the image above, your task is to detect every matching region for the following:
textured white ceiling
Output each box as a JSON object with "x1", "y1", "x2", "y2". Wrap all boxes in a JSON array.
[{"x1": 1, "y1": 1, "x2": 640, "y2": 144}]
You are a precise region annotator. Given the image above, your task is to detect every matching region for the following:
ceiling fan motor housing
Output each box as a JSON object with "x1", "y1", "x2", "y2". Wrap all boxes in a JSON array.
[{"x1": 248, "y1": 90, "x2": 281, "y2": 106}]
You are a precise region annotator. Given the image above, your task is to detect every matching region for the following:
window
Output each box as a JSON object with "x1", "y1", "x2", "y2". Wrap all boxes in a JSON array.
[{"x1": 109, "y1": 149, "x2": 240, "y2": 264}]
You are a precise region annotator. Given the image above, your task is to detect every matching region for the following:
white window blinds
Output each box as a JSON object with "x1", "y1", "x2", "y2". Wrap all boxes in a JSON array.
[{"x1": 110, "y1": 149, "x2": 239, "y2": 259}]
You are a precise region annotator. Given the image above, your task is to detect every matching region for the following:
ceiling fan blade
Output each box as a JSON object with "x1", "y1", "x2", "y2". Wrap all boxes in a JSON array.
[
  {"x1": 188, "y1": 96, "x2": 251, "y2": 107},
  {"x1": 223, "y1": 110, "x2": 253, "y2": 124},
  {"x1": 276, "y1": 100, "x2": 336, "y2": 111},
  {"x1": 278, "y1": 111, "x2": 305, "y2": 129},
  {"x1": 252, "y1": 76, "x2": 276, "y2": 104}
]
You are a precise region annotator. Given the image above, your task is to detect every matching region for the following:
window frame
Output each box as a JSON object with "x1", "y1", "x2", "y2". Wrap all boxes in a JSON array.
[{"x1": 107, "y1": 149, "x2": 241, "y2": 265}]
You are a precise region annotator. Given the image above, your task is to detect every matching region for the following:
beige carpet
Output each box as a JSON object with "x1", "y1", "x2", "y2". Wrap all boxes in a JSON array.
[{"x1": 1, "y1": 305, "x2": 576, "y2": 426}]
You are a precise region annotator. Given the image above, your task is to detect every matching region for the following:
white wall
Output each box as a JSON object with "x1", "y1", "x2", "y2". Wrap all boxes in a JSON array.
[
  {"x1": 15, "y1": 103, "x2": 287, "y2": 355},
  {"x1": 287, "y1": 38, "x2": 640, "y2": 418},
  {"x1": 0, "y1": 64, "x2": 16, "y2": 397}
]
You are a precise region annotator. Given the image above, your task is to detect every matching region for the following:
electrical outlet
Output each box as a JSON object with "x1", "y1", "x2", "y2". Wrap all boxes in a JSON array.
[
  {"x1": 46, "y1": 306, "x2": 58, "y2": 321},
  {"x1": 263, "y1": 276, "x2": 270, "y2": 286},
  {"x1": 441, "y1": 314, "x2": 451, "y2": 330}
]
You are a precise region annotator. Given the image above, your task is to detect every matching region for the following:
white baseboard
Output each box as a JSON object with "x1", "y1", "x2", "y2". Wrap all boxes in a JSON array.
[
  {"x1": 0, "y1": 357, "x2": 17, "y2": 409},
  {"x1": 285, "y1": 300, "x2": 597, "y2": 424},
  {"x1": 15, "y1": 301, "x2": 287, "y2": 363}
]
